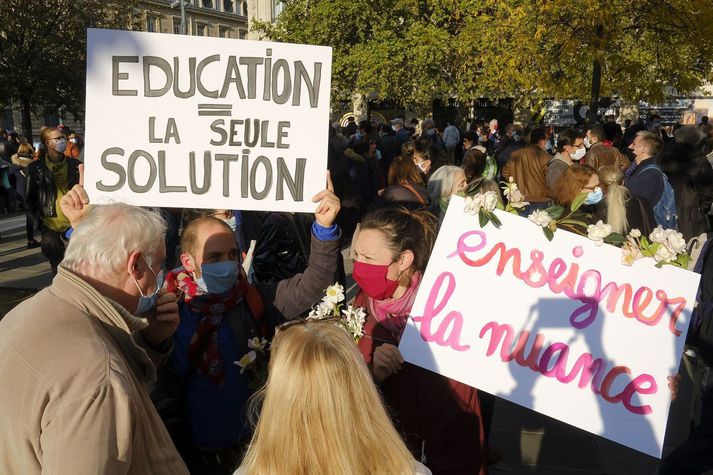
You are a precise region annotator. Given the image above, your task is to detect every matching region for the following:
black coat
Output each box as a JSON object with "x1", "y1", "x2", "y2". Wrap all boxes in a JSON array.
[
  {"x1": 26, "y1": 156, "x2": 81, "y2": 223},
  {"x1": 658, "y1": 142, "x2": 713, "y2": 240}
]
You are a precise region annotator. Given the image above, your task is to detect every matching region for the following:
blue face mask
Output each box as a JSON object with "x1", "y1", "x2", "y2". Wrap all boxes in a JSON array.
[
  {"x1": 131, "y1": 257, "x2": 164, "y2": 315},
  {"x1": 195, "y1": 260, "x2": 239, "y2": 295},
  {"x1": 54, "y1": 138, "x2": 67, "y2": 154},
  {"x1": 223, "y1": 216, "x2": 237, "y2": 232},
  {"x1": 584, "y1": 187, "x2": 603, "y2": 205}
]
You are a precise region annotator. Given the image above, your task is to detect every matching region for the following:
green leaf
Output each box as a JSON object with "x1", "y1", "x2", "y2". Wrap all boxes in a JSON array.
[
  {"x1": 558, "y1": 219, "x2": 589, "y2": 228},
  {"x1": 570, "y1": 192, "x2": 588, "y2": 213},
  {"x1": 487, "y1": 211, "x2": 502, "y2": 228},
  {"x1": 544, "y1": 205, "x2": 565, "y2": 219},
  {"x1": 543, "y1": 227, "x2": 554, "y2": 241},
  {"x1": 478, "y1": 209, "x2": 488, "y2": 228},
  {"x1": 604, "y1": 233, "x2": 627, "y2": 245}
]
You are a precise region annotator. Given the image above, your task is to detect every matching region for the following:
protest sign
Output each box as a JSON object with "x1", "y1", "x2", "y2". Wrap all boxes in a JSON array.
[
  {"x1": 84, "y1": 29, "x2": 332, "y2": 212},
  {"x1": 399, "y1": 196, "x2": 700, "y2": 458}
]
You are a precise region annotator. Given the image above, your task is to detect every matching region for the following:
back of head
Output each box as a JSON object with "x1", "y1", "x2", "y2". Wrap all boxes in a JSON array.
[
  {"x1": 360, "y1": 207, "x2": 437, "y2": 274},
  {"x1": 588, "y1": 125, "x2": 606, "y2": 142},
  {"x1": 387, "y1": 154, "x2": 423, "y2": 186},
  {"x1": 598, "y1": 165, "x2": 629, "y2": 234},
  {"x1": 674, "y1": 125, "x2": 705, "y2": 148},
  {"x1": 63, "y1": 203, "x2": 167, "y2": 281},
  {"x1": 603, "y1": 121, "x2": 621, "y2": 141},
  {"x1": 427, "y1": 165, "x2": 462, "y2": 203},
  {"x1": 17, "y1": 143, "x2": 33, "y2": 156},
  {"x1": 180, "y1": 215, "x2": 233, "y2": 257},
  {"x1": 461, "y1": 148, "x2": 487, "y2": 182},
  {"x1": 242, "y1": 323, "x2": 415, "y2": 475},
  {"x1": 552, "y1": 164, "x2": 596, "y2": 206},
  {"x1": 528, "y1": 127, "x2": 547, "y2": 146}
]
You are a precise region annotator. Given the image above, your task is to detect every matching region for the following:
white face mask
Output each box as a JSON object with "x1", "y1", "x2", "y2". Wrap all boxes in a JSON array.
[
  {"x1": 583, "y1": 137, "x2": 591, "y2": 149},
  {"x1": 571, "y1": 146, "x2": 586, "y2": 161}
]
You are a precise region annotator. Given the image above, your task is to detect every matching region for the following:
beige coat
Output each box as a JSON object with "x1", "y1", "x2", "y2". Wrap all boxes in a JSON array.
[{"x1": 0, "y1": 266, "x2": 189, "y2": 475}]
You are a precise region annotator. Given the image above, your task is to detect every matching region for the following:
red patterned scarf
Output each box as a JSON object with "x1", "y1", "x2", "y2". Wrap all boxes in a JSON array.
[{"x1": 165, "y1": 267, "x2": 265, "y2": 386}]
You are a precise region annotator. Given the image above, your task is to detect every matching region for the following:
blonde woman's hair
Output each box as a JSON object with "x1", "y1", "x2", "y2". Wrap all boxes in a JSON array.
[
  {"x1": 241, "y1": 323, "x2": 417, "y2": 475},
  {"x1": 598, "y1": 165, "x2": 629, "y2": 234}
]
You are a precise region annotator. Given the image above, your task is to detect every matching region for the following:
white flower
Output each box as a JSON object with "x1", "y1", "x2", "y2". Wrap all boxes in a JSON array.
[
  {"x1": 664, "y1": 229, "x2": 687, "y2": 254},
  {"x1": 650, "y1": 226, "x2": 667, "y2": 244},
  {"x1": 342, "y1": 305, "x2": 366, "y2": 341},
  {"x1": 234, "y1": 351, "x2": 257, "y2": 374},
  {"x1": 587, "y1": 220, "x2": 613, "y2": 246},
  {"x1": 308, "y1": 301, "x2": 333, "y2": 319},
  {"x1": 621, "y1": 243, "x2": 643, "y2": 266},
  {"x1": 482, "y1": 191, "x2": 498, "y2": 212},
  {"x1": 247, "y1": 337, "x2": 268, "y2": 351},
  {"x1": 463, "y1": 195, "x2": 480, "y2": 215},
  {"x1": 653, "y1": 244, "x2": 675, "y2": 263},
  {"x1": 322, "y1": 283, "x2": 345, "y2": 305},
  {"x1": 528, "y1": 209, "x2": 552, "y2": 227},
  {"x1": 628, "y1": 228, "x2": 642, "y2": 238}
]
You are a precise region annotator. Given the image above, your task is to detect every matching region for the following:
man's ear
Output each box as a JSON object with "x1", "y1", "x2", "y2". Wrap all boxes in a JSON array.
[
  {"x1": 180, "y1": 252, "x2": 196, "y2": 273},
  {"x1": 127, "y1": 250, "x2": 142, "y2": 280},
  {"x1": 397, "y1": 250, "x2": 415, "y2": 273}
]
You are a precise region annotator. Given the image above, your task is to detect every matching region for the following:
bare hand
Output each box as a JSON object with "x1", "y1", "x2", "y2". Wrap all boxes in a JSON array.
[
  {"x1": 311, "y1": 171, "x2": 340, "y2": 228},
  {"x1": 140, "y1": 289, "x2": 180, "y2": 347},
  {"x1": 373, "y1": 343, "x2": 404, "y2": 383},
  {"x1": 668, "y1": 373, "x2": 681, "y2": 401},
  {"x1": 60, "y1": 164, "x2": 90, "y2": 228}
]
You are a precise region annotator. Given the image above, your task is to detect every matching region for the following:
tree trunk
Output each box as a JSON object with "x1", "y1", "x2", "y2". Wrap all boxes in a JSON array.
[
  {"x1": 587, "y1": 59, "x2": 601, "y2": 127},
  {"x1": 21, "y1": 97, "x2": 33, "y2": 143}
]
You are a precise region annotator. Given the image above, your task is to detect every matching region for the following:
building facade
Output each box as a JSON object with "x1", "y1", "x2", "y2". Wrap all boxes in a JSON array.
[{"x1": 139, "y1": 0, "x2": 249, "y2": 39}]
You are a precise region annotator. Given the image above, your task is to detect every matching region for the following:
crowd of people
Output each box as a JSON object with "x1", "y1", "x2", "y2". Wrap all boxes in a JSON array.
[{"x1": 0, "y1": 113, "x2": 713, "y2": 474}]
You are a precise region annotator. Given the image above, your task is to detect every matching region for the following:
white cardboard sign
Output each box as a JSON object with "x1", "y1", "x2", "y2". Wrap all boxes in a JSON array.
[
  {"x1": 84, "y1": 29, "x2": 332, "y2": 212},
  {"x1": 399, "y1": 196, "x2": 700, "y2": 458}
]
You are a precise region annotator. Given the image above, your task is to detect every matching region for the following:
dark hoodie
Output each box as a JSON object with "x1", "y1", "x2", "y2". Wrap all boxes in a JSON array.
[
  {"x1": 658, "y1": 141, "x2": 713, "y2": 240},
  {"x1": 10, "y1": 153, "x2": 34, "y2": 198}
]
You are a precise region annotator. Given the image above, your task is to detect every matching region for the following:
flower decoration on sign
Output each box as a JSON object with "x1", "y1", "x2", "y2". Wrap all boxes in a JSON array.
[
  {"x1": 527, "y1": 192, "x2": 594, "y2": 241},
  {"x1": 501, "y1": 177, "x2": 529, "y2": 213},
  {"x1": 621, "y1": 227, "x2": 690, "y2": 269},
  {"x1": 307, "y1": 283, "x2": 366, "y2": 342},
  {"x1": 234, "y1": 336, "x2": 270, "y2": 390},
  {"x1": 463, "y1": 191, "x2": 502, "y2": 228}
]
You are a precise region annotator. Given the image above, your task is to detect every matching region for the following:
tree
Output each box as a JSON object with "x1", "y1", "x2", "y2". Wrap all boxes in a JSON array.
[
  {"x1": 254, "y1": 0, "x2": 492, "y2": 111},
  {"x1": 0, "y1": 0, "x2": 139, "y2": 141},
  {"x1": 256, "y1": 0, "x2": 713, "y2": 120},
  {"x1": 450, "y1": 0, "x2": 713, "y2": 123}
]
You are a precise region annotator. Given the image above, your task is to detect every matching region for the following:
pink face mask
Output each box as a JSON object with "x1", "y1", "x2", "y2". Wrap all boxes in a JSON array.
[{"x1": 352, "y1": 260, "x2": 399, "y2": 301}]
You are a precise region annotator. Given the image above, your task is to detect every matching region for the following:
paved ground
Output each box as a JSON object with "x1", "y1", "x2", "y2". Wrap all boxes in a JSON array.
[{"x1": 0, "y1": 213, "x2": 707, "y2": 473}]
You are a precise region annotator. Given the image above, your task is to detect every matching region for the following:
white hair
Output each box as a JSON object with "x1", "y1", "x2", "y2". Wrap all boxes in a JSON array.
[
  {"x1": 427, "y1": 165, "x2": 463, "y2": 204},
  {"x1": 63, "y1": 203, "x2": 167, "y2": 280}
]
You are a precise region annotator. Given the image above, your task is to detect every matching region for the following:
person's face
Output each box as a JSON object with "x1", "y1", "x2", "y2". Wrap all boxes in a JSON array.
[
  {"x1": 463, "y1": 138, "x2": 473, "y2": 150},
  {"x1": 369, "y1": 142, "x2": 377, "y2": 153},
  {"x1": 581, "y1": 174, "x2": 600, "y2": 193},
  {"x1": 181, "y1": 222, "x2": 238, "y2": 278},
  {"x1": 586, "y1": 130, "x2": 595, "y2": 144},
  {"x1": 128, "y1": 248, "x2": 165, "y2": 303},
  {"x1": 46, "y1": 131, "x2": 65, "y2": 152},
  {"x1": 413, "y1": 152, "x2": 432, "y2": 174},
  {"x1": 353, "y1": 228, "x2": 403, "y2": 281},
  {"x1": 452, "y1": 170, "x2": 467, "y2": 195},
  {"x1": 629, "y1": 135, "x2": 643, "y2": 156},
  {"x1": 565, "y1": 138, "x2": 585, "y2": 156}
]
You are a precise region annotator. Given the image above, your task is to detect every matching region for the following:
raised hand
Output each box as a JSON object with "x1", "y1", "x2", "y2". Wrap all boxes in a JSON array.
[{"x1": 311, "y1": 171, "x2": 340, "y2": 228}]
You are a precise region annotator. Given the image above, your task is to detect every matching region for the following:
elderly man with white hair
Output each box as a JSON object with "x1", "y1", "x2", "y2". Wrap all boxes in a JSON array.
[{"x1": 0, "y1": 172, "x2": 188, "y2": 474}]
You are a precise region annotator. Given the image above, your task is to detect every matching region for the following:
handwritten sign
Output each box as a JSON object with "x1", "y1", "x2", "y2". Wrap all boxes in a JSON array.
[
  {"x1": 84, "y1": 29, "x2": 332, "y2": 212},
  {"x1": 399, "y1": 196, "x2": 700, "y2": 458}
]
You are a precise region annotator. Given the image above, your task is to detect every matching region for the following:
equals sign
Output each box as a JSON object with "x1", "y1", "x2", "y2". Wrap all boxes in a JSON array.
[{"x1": 198, "y1": 104, "x2": 232, "y2": 116}]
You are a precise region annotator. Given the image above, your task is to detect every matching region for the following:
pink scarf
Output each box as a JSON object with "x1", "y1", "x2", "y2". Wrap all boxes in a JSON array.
[{"x1": 361, "y1": 272, "x2": 422, "y2": 338}]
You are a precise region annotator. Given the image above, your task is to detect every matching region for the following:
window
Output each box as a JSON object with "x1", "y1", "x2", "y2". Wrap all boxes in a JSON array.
[
  {"x1": 202, "y1": 0, "x2": 213, "y2": 8},
  {"x1": 223, "y1": 0, "x2": 233, "y2": 13},
  {"x1": 173, "y1": 18, "x2": 182, "y2": 35},
  {"x1": 219, "y1": 26, "x2": 230, "y2": 38},
  {"x1": 242, "y1": 1, "x2": 248, "y2": 16},
  {"x1": 239, "y1": 29, "x2": 247, "y2": 40},
  {"x1": 272, "y1": 0, "x2": 284, "y2": 20},
  {"x1": 146, "y1": 16, "x2": 158, "y2": 33},
  {"x1": 197, "y1": 23, "x2": 206, "y2": 36}
]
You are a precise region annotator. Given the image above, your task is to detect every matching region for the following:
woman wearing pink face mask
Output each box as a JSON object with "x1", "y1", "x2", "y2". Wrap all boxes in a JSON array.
[{"x1": 353, "y1": 207, "x2": 487, "y2": 475}]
